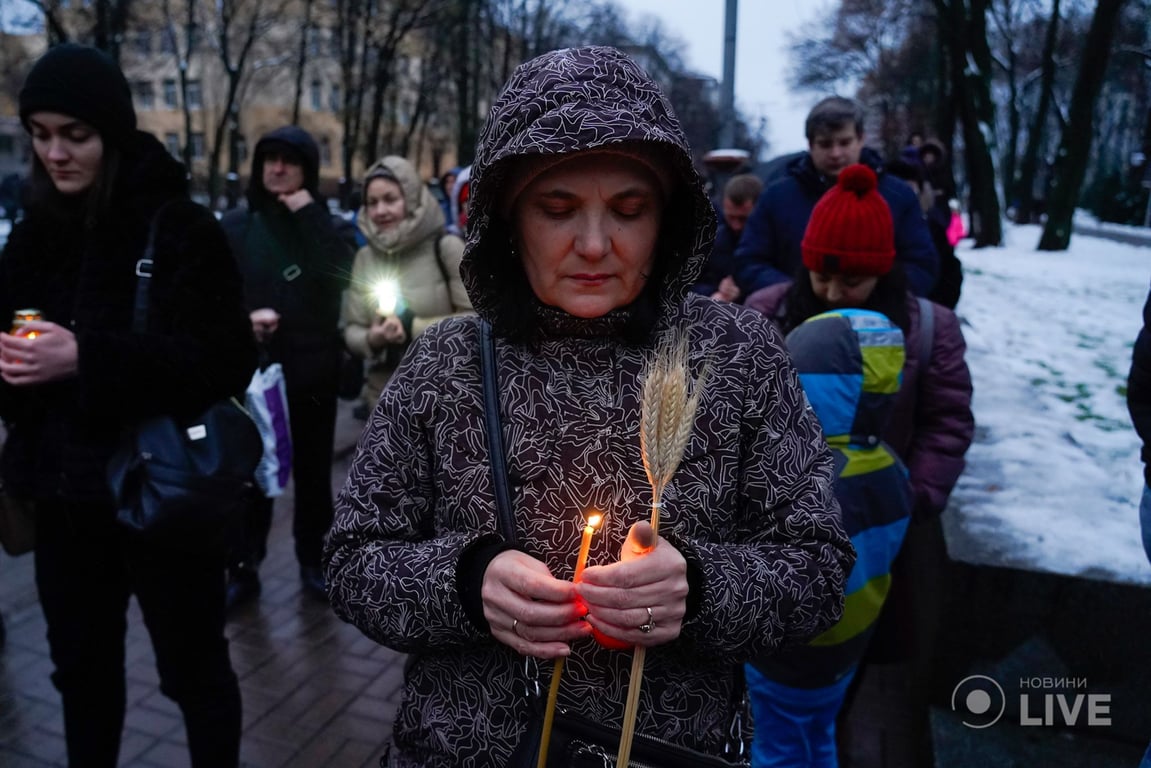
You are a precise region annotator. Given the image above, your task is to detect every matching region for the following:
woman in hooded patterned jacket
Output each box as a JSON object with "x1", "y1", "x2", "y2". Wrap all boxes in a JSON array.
[
  {"x1": 324, "y1": 46, "x2": 854, "y2": 767},
  {"x1": 342, "y1": 155, "x2": 472, "y2": 409}
]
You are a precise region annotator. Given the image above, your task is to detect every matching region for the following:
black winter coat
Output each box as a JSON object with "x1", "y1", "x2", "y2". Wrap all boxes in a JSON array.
[
  {"x1": 1128, "y1": 285, "x2": 1151, "y2": 484},
  {"x1": 0, "y1": 132, "x2": 257, "y2": 502},
  {"x1": 219, "y1": 202, "x2": 356, "y2": 394}
]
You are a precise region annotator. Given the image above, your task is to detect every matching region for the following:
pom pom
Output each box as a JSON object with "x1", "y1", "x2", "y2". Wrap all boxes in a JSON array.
[{"x1": 837, "y1": 164, "x2": 877, "y2": 196}]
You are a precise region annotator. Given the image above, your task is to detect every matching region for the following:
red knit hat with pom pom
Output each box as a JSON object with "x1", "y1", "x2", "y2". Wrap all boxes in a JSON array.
[{"x1": 801, "y1": 164, "x2": 895, "y2": 276}]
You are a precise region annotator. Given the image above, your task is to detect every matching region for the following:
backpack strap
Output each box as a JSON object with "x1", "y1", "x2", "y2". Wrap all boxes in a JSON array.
[{"x1": 916, "y1": 296, "x2": 935, "y2": 369}]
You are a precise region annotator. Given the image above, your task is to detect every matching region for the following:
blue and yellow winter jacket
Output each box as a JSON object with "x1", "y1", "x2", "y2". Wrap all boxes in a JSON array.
[{"x1": 752, "y1": 309, "x2": 912, "y2": 688}]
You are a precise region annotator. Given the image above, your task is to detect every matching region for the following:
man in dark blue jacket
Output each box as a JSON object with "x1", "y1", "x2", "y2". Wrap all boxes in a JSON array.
[
  {"x1": 693, "y1": 173, "x2": 762, "y2": 301},
  {"x1": 733, "y1": 97, "x2": 938, "y2": 297}
]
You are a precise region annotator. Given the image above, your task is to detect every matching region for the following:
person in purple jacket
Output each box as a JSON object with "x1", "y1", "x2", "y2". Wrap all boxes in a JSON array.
[
  {"x1": 732, "y1": 96, "x2": 938, "y2": 299},
  {"x1": 745, "y1": 163, "x2": 973, "y2": 768}
]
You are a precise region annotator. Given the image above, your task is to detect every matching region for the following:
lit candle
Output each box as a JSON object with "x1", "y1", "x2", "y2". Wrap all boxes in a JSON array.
[
  {"x1": 573, "y1": 511, "x2": 603, "y2": 582},
  {"x1": 373, "y1": 279, "x2": 399, "y2": 316},
  {"x1": 539, "y1": 510, "x2": 604, "y2": 768}
]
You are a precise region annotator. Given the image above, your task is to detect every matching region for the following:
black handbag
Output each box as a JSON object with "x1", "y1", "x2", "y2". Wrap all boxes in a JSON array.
[
  {"x1": 0, "y1": 478, "x2": 35, "y2": 556},
  {"x1": 107, "y1": 204, "x2": 262, "y2": 551},
  {"x1": 479, "y1": 321, "x2": 749, "y2": 768}
]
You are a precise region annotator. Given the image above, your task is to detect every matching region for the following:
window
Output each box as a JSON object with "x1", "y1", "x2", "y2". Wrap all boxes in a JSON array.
[
  {"x1": 319, "y1": 136, "x2": 332, "y2": 166},
  {"x1": 330, "y1": 84, "x2": 341, "y2": 113},
  {"x1": 133, "y1": 81, "x2": 154, "y2": 110},
  {"x1": 163, "y1": 79, "x2": 178, "y2": 109},
  {"x1": 186, "y1": 80, "x2": 202, "y2": 110},
  {"x1": 190, "y1": 133, "x2": 205, "y2": 160},
  {"x1": 135, "y1": 30, "x2": 151, "y2": 55},
  {"x1": 0, "y1": 135, "x2": 14, "y2": 157},
  {"x1": 237, "y1": 136, "x2": 248, "y2": 162},
  {"x1": 164, "y1": 132, "x2": 181, "y2": 157},
  {"x1": 310, "y1": 80, "x2": 322, "y2": 112},
  {"x1": 307, "y1": 26, "x2": 321, "y2": 56},
  {"x1": 160, "y1": 28, "x2": 176, "y2": 54}
]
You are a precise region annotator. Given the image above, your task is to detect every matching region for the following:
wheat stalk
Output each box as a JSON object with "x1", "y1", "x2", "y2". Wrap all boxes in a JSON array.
[{"x1": 617, "y1": 328, "x2": 706, "y2": 767}]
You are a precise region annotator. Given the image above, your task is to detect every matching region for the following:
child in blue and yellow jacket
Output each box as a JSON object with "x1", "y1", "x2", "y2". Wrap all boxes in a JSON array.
[{"x1": 747, "y1": 308, "x2": 912, "y2": 768}]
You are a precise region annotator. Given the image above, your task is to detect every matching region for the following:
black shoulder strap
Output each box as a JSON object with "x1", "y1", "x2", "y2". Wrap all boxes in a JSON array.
[
  {"x1": 480, "y1": 319, "x2": 516, "y2": 543},
  {"x1": 432, "y1": 233, "x2": 452, "y2": 291},
  {"x1": 131, "y1": 202, "x2": 177, "y2": 333},
  {"x1": 916, "y1": 297, "x2": 935, "y2": 368}
]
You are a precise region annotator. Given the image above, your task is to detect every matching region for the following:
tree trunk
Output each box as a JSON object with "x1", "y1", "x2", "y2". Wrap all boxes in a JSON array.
[
  {"x1": 453, "y1": 0, "x2": 481, "y2": 166},
  {"x1": 965, "y1": 0, "x2": 1003, "y2": 245},
  {"x1": 1002, "y1": 29, "x2": 1019, "y2": 215},
  {"x1": 291, "y1": 0, "x2": 314, "y2": 125},
  {"x1": 1038, "y1": 0, "x2": 1128, "y2": 250},
  {"x1": 1015, "y1": 0, "x2": 1061, "y2": 224},
  {"x1": 937, "y1": 0, "x2": 1002, "y2": 246}
]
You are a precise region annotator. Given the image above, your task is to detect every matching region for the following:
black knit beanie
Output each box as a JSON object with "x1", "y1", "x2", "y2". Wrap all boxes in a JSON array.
[{"x1": 19, "y1": 43, "x2": 136, "y2": 146}]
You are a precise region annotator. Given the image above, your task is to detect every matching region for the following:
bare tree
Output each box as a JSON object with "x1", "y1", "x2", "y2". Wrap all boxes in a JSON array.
[
  {"x1": 160, "y1": 0, "x2": 201, "y2": 180},
  {"x1": 202, "y1": 0, "x2": 290, "y2": 206},
  {"x1": 1013, "y1": 0, "x2": 1062, "y2": 223},
  {"x1": 1039, "y1": 0, "x2": 1129, "y2": 249},
  {"x1": 93, "y1": 0, "x2": 133, "y2": 62},
  {"x1": 936, "y1": 0, "x2": 1003, "y2": 246},
  {"x1": 362, "y1": 1, "x2": 442, "y2": 166},
  {"x1": 289, "y1": 0, "x2": 313, "y2": 124},
  {"x1": 334, "y1": 0, "x2": 375, "y2": 205}
]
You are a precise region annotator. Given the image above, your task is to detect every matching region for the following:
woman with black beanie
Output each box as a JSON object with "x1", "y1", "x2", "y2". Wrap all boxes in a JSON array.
[{"x1": 0, "y1": 44, "x2": 256, "y2": 767}]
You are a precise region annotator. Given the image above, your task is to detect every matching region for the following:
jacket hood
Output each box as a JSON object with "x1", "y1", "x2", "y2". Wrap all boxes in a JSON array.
[
  {"x1": 247, "y1": 125, "x2": 321, "y2": 210},
  {"x1": 785, "y1": 309, "x2": 904, "y2": 448},
  {"x1": 462, "y1": 46, "x2": 716, "y2": 328},
  {"x1": 357, "y1": 155, "x2": 445, "y2": 254}
]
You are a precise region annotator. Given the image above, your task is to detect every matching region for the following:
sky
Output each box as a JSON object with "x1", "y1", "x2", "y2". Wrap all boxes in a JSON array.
[{"x1": 617, "y1": 0, "x2": 831, "y2": 157}]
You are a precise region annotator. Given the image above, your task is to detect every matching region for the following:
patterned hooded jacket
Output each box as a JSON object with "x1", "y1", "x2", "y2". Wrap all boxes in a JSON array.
[{"x1": 325, "y1": 46, "x2": 853, "y2": 767}]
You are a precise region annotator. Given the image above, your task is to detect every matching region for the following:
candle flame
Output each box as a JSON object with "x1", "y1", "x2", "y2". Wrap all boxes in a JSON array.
[{"x1": 586, "y1": 512, "x2": 603, "y2": 531}]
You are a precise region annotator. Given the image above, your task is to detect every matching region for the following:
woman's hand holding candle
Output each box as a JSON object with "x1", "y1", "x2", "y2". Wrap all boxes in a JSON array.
[
  {"x1": 367, "y1": 314, "x2": 407, "y2": 350},
  {"x1": 575, "y1": 521, "x2": 689, "y2": 648},
  {"x1": 481, "y1": 550, "x2": 592, "y2": 659}
]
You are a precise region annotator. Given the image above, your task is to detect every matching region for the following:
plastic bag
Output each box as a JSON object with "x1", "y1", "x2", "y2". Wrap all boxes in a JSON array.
[{"x1": 245, "y1": 364, "x2": 292, "y2": 497}]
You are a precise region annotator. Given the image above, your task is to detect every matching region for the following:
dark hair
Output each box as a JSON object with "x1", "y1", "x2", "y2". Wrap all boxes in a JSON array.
[
  {"x1": 723, "y1": 174, "x2": 763, "y2": 206},
  {"x1": 487, "y1": 186, "x2": 695, "y2": 348},
  {"x1": 805, "y1": 97, "x2": 865, "y2": 141},
  {"x1": 885, "y1": 158, "x2": 924, "y2": 186},
  {"x1": 25, "y1": 139, "x2": 120, "y2": 230},
  {"x1": 782, "y1": 263, "x2": 910, "y2": 337}
]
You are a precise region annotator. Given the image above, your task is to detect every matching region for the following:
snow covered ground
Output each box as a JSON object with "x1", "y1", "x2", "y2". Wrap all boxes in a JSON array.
[{"x1": 946, "y1": 221, "x2": 1151, "y2": 586}]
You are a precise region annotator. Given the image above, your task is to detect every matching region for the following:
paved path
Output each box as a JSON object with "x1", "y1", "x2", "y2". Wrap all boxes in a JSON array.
[{"x1": 0, "y1": 402, "x2": 404, "y2": 768}]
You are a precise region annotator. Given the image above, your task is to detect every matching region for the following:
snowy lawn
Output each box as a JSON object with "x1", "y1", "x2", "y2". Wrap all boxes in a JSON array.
[{"x1": 947, "y1": 221, "x2": 1151, "y2": 585}]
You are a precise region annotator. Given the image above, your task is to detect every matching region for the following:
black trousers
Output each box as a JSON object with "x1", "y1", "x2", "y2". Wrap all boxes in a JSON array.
[{"x1": 34, "y1": 500, "x2": 241, "y2": 768}]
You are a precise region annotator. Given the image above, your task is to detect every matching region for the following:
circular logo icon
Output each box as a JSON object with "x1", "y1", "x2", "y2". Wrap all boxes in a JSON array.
[{"x1": 951, "y1": 674, "x2": 1006, "y2": 728}]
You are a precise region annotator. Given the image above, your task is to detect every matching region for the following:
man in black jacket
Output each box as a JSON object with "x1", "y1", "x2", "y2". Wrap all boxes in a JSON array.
[
  {"x1": 221, "y1": 126, "x2": 356, "y2": 605},
  {"x1": 1127, "y1": 285, "x2": 1151, "y2": 566}
]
